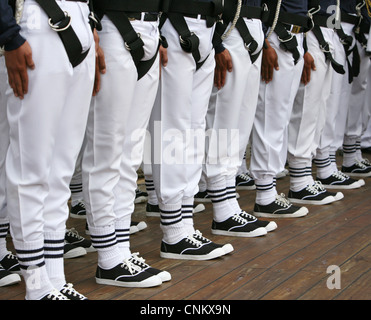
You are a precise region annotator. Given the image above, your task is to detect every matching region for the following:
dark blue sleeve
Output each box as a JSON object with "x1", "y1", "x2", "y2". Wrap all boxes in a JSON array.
[{"x1": 0, "y1": 0, "x2": 26, "y2": 50}]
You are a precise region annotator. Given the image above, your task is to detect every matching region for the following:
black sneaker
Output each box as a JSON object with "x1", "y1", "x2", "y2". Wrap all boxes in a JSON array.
[
  {"x1": 146, "y1": 203, "x2": 160, "y2": 217},
  {"x1": 341, "y1": 161, "x2": 371, "y2": 177},
  {"x1": 65, "y1": 228, "x2": 95, "y2": 252},
  {"x1": 317, "y1": 170, "x2": 363, "y2": 190},
  {"x1": 360, "y1": 158, "x2": 371, "y2": 168},
  {"x1": 69, "y1": 201, "x2": 86, "y2": 219},
  {"x1": 211, "y1": 214, "x2": 267, "y2": 238},
  {"x1": 192, "y1": 230, "x2": 234, "y2": 255},
  {"x1": 64, "y1": 242, "x2": 87, "y2": 259},
  {"x1": 313, "y1": 180, "x2": 344, "y2": 202},
  {"x1": 130, "y1": 253, "x2": 171, "y2": 282},
  {"x1": 0, "y1": 252, "x2": 21, "y2": 274},
  {"x1": 288, "y1": 184, "x2": 336, "y2": 205},
  {"x1": 160, "y1": 235, "x2": 225, "y2": 260},
  {"x1": 194, "y1": 190, "x2": 212, "y2": 203},
  {"x1": 236, "y1": 173, "x2": 256, "y2": 190},
  {"x1": 130, "y1": 221, "x2": 148, "y2": 234},
  {"x1": 254, "y1": 194, "x2": 308, "y2": 218},
  {"x1": 95, "y1": 259, "x2": 162, "y2": 288},
  {"x1": 0, "y1": 265, "x2": 21, "y2": 287},
  {"x1": 134, "y1": 188, "x2": 148, "y2": 204},
  {"x1": 60, "y1": 283, "x2": 88, "y2": 300},
  {"x1": 239, "y1": 211, "x2": 277, "y2": 232},
  {"x1": 40, "y1": 289, "x2": 69, "y2": 300}
]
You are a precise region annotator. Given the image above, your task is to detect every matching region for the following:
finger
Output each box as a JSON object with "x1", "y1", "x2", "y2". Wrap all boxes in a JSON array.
[
  {"x1": 161, "y1": 51, "x2": 168, "y2": 67},
  {"x1": 227, "y1": 59, "x2": 233, "y2": 72},
  {"x1": 25, "y1": 52, "x2": 35, "y2": 70},
  {"x1": 13, "y1": 72, "x2": 24, "y2": 99},
  {"x1": 20, "y1": 68, "x2": 29, "y2": 95}
]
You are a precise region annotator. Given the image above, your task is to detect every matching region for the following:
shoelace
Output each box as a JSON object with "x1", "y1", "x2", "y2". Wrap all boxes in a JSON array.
[
  {"x1": 65, "y1": 228, "x2": 84, "y2": 241},
  {"x1": 185, "y1": 235, "x2": 202, "y2": 247},
  {"x1": 193, "y1": 230, "x2": 210, "y2": 243},
  {"x1": 77, "y1": 201, "x2": 86, "y2": 208},
  {"x1": 61, "y1": 283, "x2": 86, "y2": 299},
  {"x1": 305, "y1": 183, "x2": 321, "y2": 194},
  {"x1": 361, "y1": 158, "x2": 371, "y2": 166},
  {"x1": 47, "y1": 289, "x2": 69, "y2": 300},
  {"x1": 355, "y1": 160, "x2": 368, "y2": 169},
  {"x1": 231, "y1": 214, "x2": 248, "y2": 225},
  {"x1": 239, "y1": 211, "x2": 257, "y2": 222},
  {"x1": 332, "y1": 170, "x2": 348, "y2": 181},
  {"x1": 130, "y1": 253, "x2": 149, "y2": 269},
  {"x1": 238, "y1": 173, "x2": 253, "y2": 181},
  {"x1": 313, "y1": 181, "x2": 326, "y2": 192},
  {"x1": 275, "y1": 193, "x2": 291, "y2": 207},
  {"x1": 2, "y1": 251, "x2": 17, "y2": 261},
  {"x1": 121, "y1": 259, "x2": 142, "y2": 275}
]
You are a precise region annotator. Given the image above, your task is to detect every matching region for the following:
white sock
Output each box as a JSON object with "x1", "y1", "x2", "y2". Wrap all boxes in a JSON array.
[
  {"x1": 13, "y1": 238, "x2": 54, "y2": 300},
  {"x1": 207, "y1": 177, "x2": 234, "y2": 223},
  {"x1": 115, "y1": 217, "x2": 132, "y2": 260},
  {"x1": 289, "y1": 164, "x2": 308, "y2": 192},
  {"x1": 159, "y1": 203, "x2": 187, "y2": 244},
  {"x1": 89, "y1": 224, "x2": 123, "y2": 270},
  {"x1": 342, "y1": 136, "x2": 357, "y2": 167},
  {"x1": 255, "y1": 178, "x2": 277, "y2": 205},
  {"x1": 0, "y1": 220, "x2": 10, "y2": 260},
  {"x1": 226, "y1": 175, "x2": 241, "y2": 215},
  {"x1": 181, "y1": 197, "x2": 195, "y2": 235},
  {"x1": 145, "y1": 176, "x2": 158, "y2": 205}
]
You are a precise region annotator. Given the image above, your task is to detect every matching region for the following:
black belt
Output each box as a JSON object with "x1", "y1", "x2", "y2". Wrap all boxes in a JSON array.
[
  {"x1": 273, "y1": 22, "x2": 301, "y2": 65},
  {"x1": 93, "y1": 0, "x2": 163, "y2": 14},
  {"x1": 341, "y1": 12, "x2": 359, "y2": 25},
  {"x1": 126, "y1": 13, "x2": 159, "y2": 22},
  {"x1": 239, "y1": 5, "x2": 270, "y2": 23},
  {"x1": 34, "y1": 0, "x2": 91, "y2": 68},
  {"x1": 311, "y1": 26, "x2": 345, "y2": 75},
  {"x1": 234, "y1": 17, "x2": 261, "y2": 63}
]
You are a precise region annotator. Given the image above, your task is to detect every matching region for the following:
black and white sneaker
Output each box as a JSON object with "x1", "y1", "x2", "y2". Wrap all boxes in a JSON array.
[
  {"x1": 130, "y1": 221, "x2": 148, "y2": 234},
  {"x1": 0, "y1": 265, "x2": 21, "y2": 287},
  {"x1": 0, "y1": 252, "x2": 21, "y2": 274},
  {"x1": 130, "y1": 252, "x2": 171, "y2": 282},
  {"x1": 316, "y1": 170, "x2": 363, "y2": 189},
  {"x1": 134, "y1": 188, "x2": 148, "y2": 204},
  {"x1": 313, "y1": 181, "x2": 344, "y2": 201},
  {"x1": 40, "y1": 289, "x2": 69, "y2": 300},
  {"x1": 95, "y1": 259, "x2": 162, "y2": 288},
  {"x1": 69, "y1": 201, "x2": 86, "y2": 219},
  {"x1": 65, "y1": 228, "x2": 96, "y2": 252},
  {"x1": 192, "y1": 230, "x2": 234, "y2": 255},
  {"x1": 60, "y1": 283, "x2": 88, "y2": 300},
  {"x1": 160, "y1": 235, "x2": 225, "y2": 260},
  {"x1": 360, "y1": 158, "x2": 371, "y2": 168},
  {"x1": 146, "y1": 203, "x2": 161, "y2": 217},
  {"x1": 288, "y1": 184, "x2": 336, "y2": 205},
  {"x1": 254, "y1": 194, "x2": 308, "y2": 218},
  {"x1": 194, "y1": 190, "x2": 212, "y2": 203},
  {"x1": 236, "y1": 173, "x2": 256, "y2": 190},
  {"x1": 341, "y1": 161, "x2": 371, "y2": 177},
  {"x1": 211, "y1": 214, "x2": 267, "y2": 238},
  {"x1": 64, "y1": 242, "x2": 87, "y2": 259},
  {"x1": 239, "y1": 211, "x2": 277, "y2": 232}
]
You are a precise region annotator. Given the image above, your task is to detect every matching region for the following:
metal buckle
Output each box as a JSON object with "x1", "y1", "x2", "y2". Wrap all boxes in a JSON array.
[
  {"x1": 179, "y1": 32, "x2": 195, "y2": 45},
  {"x1": 291, "y1": 25, "x2": 301, "y2": 34},
  {"x1": 48, "y1": 11, "x2": 71, "y2": 32}
]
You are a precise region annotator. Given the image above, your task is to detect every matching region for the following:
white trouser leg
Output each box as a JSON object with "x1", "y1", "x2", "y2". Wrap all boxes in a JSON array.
[
  {"x1": 151, "y1": 18, "x2": 215, "y2": 243},
  {"x1": 250, "y1": 32, "x2": 304, "y2": 202},
  {"x1": 0, "y1": 58, "x2": 9, "y2": 226},
  {"x1": 288, "y1": 28, "x2": 333, "y2": 190},
  {"x1": 6, "y1": 0, "x2": 94, "y2": 298}
]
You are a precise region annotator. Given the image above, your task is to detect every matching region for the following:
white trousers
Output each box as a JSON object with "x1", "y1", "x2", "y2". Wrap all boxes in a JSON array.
[
  {"x1": 204, "y1": 19, "x2": 264, "y2": 182},
  {"x1": 0, "y1": 57, "x2": 9, "y2": 226},
  {"x1": 82, "y1": 17, "x2": 159, "y2": 229},
  {"x1": 316, "y1": 28, "x2": 348, "y2": 158},
  {"x1": 288, "y1": 28, "x2": 334, "y2": 168},
  {"x1": 6, "y1": 0, "x2": 95, "y2": 243},
  {"x1": 332, "y1": 22, "x2": 356, "y2": 152},
  {"x1": 250, "y1": 32, "x2": 304, "y2": 184},
  {"x1": 151, "y1": 18, "x2": 215, "y2": 208},
  {"x1": 343, "y1": 39, "x2": 370, "y2": 142}
]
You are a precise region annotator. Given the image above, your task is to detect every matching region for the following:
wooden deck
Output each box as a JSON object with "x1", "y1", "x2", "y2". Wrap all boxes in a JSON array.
[{"x1": 1, "y1": 156, "x2": 371, "y2": 303}]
